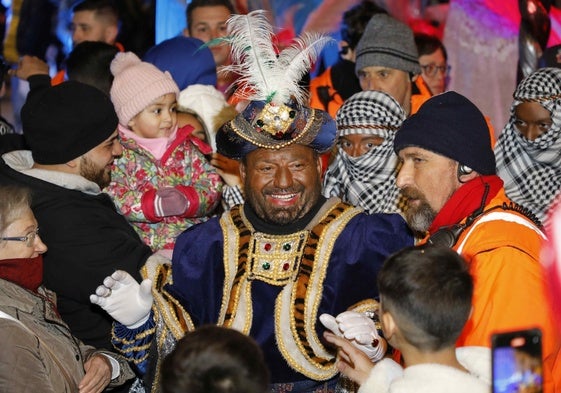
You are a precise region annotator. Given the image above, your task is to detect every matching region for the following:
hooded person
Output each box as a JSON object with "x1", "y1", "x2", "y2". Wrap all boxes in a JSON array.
[
  {"x1": 393, "y1": 91, "x2": 561, "y2": 392},
  {"x1": 495, "y1": 67, "x2": 561, "y2": 229},
  {"x1": 89, "y1": 10, "x2": 414, "y2": 393},
  {"x1": 323, "y1": 90, "x2": 407, "y2": 214}
]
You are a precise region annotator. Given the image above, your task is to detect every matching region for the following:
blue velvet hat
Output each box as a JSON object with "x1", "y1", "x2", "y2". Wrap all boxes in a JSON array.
[
  {"x1": 215, "y1": 11, "x2": 337, "y2": 160},
  {"x1": 217, "y1": 100, "x2": 337, "y2": 160}
]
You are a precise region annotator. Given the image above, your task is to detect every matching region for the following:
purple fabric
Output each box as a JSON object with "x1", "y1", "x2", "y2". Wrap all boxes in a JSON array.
[{"x1": 168, "y1": 210, "x2": 413, "y2": 384}]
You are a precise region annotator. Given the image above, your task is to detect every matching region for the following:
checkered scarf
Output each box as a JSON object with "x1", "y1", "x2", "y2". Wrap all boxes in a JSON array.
[
  {"x1": 495, "y1": 67, "x2": 561, "y2": 226},
  {"x1": 323, "y1": 91, "x2": 406, "y2": 214}
]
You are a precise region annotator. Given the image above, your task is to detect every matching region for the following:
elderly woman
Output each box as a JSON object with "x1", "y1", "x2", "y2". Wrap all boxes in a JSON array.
[
  {"x1": 0, "y1": 185, "x2": 134, "y2": 392},
  {"x1": 323, "y1": 90, "x2": 407, "y2": 214},
  {"x1": 495, "y1": 67, "x2": 561, "y2": 228}
]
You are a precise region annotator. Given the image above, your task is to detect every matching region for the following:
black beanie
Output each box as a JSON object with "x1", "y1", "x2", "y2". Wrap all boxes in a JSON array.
[
  {"x1": 393, "y1": 91, "x2": 496, "y2": 175},
  {"x1": 22, "y1": 77, "x2": 119, "y2": 165}
]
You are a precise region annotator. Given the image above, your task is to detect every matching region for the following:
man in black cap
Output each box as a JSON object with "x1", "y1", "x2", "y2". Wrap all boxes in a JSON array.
[
  {"x1": 89, "y1": 11, "x2": 414, "y2": 393},
  {"x1": 0, "y1": 60, "x2": 152, "y2": 355},
  {"x1": 393, "y1": 91, "x2": 561, "y2": 391}
]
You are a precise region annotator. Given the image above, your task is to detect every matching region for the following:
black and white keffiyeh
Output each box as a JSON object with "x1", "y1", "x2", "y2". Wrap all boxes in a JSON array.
[
  {"x1": 323, "y1": 91, "x2": 406, "y2": 214},
  {"x1": 495, "y1": 67, "x2": 561, "y2": 227}
]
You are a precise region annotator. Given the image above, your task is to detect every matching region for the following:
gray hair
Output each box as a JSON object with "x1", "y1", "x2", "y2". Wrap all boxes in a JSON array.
[{"x1": 0, "y1": 185, "x2": 32, "y2": 237}]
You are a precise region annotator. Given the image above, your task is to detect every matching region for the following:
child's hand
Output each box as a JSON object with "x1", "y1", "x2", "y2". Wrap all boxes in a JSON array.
[
  {"x1": 323, "y1": 331, "x2": 375, "y2": 385},
  {"x1": 155, "y1": 187, "x2": 189, "y2": 217}
]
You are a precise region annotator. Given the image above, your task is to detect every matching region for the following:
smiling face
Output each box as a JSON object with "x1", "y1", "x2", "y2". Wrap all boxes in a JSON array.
[
  {"x1": 0, "y1": 208, "x2": 47, "y2": 260},
  {"x1": 71, "y1": 10, "x2": 117, "y2": 47},
  {"x1": 396, "y1": 146, "x2": 460, "y2": 233},
  {"x1": 128, "y1": 93, "x2": 178, "y2": 139},
  {"x1": 79, "y1": 129, "x2": 121, "y2": 189},
  {"x1": 358, "y1": 66, "x2": 412, "y2": 115},
  {"x1": 241, "y1": 144, "x2": 323, "y2": 225}
]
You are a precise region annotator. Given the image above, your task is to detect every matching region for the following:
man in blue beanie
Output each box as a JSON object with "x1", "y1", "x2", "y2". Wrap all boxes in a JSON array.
[{"x1": 393, "y1": 91, "x2": 561, "y2": 391}]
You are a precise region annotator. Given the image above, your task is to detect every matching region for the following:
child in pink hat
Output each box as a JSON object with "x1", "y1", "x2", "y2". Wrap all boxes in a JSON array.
[{"x1": 106, "y1": 51, "x2": 223, "y2": 254}]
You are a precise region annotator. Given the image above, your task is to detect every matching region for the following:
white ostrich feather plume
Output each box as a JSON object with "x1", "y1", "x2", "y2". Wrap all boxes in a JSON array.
[{"x1": 221, "y1": 10, "x2": 334, "y2": 106}]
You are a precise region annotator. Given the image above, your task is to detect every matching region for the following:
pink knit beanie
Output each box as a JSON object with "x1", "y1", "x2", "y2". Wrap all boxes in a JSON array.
[{"x1": 110, "y1": 51, "x2": 179, "y2": 125}]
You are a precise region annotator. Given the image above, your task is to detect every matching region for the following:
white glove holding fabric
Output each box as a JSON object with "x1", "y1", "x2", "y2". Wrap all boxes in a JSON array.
[
  {"x1": 320, "y1": 311, "x2": 387, "y2": 362},
  {"x1": 90, "y1": 270, "x2": 153, "y2": 329}
]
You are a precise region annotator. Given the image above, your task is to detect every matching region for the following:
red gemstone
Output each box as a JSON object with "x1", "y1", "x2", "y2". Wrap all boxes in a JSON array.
[
  {"x1": 264, "y1": 243, "x2": 272, "y2": 251},
  {"x1": 283, "y1": 263, "x2": 290, "y2": 271}
]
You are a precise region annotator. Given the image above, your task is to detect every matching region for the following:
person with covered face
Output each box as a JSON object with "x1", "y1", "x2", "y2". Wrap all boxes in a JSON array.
[
  {"x1": 323, "y1": 90, "x2": 407, "y2": 214},
  {"x1": 495, "y1": 67, "x2": 561, "y2": 229}
]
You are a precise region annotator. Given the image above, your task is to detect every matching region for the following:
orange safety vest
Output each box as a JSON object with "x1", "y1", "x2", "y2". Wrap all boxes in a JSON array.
[
  {"x1": 452, "y1": 190, "x2": 561, "y2": 393},
  {"x1": 309, "y1": 66, "x2": 344, "y2": 120}
]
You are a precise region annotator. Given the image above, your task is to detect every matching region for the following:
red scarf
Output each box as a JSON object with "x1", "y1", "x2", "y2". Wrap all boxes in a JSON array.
[
  {"x1": 428, "y1": 175, "x2": 504, "y2": 234},
  {"x1": 0, "y1": 255, "x2": 43, "y2": 292}
]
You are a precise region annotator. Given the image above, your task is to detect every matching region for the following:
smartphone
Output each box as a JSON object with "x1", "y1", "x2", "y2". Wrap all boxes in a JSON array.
[{"x1": 491, "y1": 328, "x2": 543, "y2": 393}]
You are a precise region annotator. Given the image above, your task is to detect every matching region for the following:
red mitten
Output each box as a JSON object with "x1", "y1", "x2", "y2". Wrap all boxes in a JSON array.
[{"x1": 154, "y1": 187, "x2": 189, "y2": 217}]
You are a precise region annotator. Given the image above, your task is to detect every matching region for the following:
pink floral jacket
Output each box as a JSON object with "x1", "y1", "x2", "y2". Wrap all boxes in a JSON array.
[{"x1": 105, "y1": 125, "x2": 223, "y2": 251}]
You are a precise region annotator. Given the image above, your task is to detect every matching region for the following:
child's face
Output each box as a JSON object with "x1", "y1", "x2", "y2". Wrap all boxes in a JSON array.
[{"x1": 128, "y1": 93, "x2": 178, "y2": 139}]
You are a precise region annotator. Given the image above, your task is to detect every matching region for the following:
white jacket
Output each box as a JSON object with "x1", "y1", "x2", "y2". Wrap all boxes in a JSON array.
[{"x1": 358, "y1": 347, "x2": 491, "y2": 393}]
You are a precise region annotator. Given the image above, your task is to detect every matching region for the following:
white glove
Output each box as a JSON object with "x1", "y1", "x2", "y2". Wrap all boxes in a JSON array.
[
  {"x1": 90, "y1": 270, "x2": 153, "y2": 329},
  {"x1": 320, "y1": 311, "x2": 387, "y2": 362}
]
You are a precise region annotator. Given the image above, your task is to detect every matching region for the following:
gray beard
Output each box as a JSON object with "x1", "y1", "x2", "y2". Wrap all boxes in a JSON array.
[{"x1": 406, "y1": 203, "x2": 436, "y2": 234}]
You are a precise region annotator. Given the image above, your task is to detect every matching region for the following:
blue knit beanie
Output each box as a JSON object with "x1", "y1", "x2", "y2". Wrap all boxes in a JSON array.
[
  {"x1": 143, "y1": 36, "x2": 217, "y2": 90},
  {"x1": 393, "y1": 91, "x2": 496, "y2": 175}
]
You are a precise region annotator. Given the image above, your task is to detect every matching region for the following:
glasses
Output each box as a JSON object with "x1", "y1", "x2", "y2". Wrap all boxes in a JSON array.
[
  {"x1": 420, "y1": 64, "x2": 451, "y2": 77},
  {"x1": 1, "y1": 228, "x2": 40, "y2": 247}
]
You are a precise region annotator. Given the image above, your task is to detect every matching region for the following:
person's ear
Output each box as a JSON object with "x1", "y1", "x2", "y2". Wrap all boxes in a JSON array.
[
  {"x1": 239, "y1": 160, "x2": 246, "y2": 183},
  {"x1": 457, "y1": 164, "x2": 478, "y2": 184},
  {"x1": 316, "y1": 154, "x2": 323, "y2": 176},
  {"x1": 66, "y1": 159, "x2": 78, "y2": 168},
  {"x1": 382, "y1": 311, "x2": 397, "y2": 342},
  {"x1": 182, "y1": 27, "x2": 190, "y2": 37},
  {"x1": 104, "y1": 25, "x2": 119, "y2": 45},
  {"x1": 127, "y1": 118, "x2": 135, "y2": 130}
]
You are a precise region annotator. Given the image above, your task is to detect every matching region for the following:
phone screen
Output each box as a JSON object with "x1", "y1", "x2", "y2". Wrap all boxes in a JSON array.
[{"x1": 492, "y1": 328, "x2": 543, "y2": 393}]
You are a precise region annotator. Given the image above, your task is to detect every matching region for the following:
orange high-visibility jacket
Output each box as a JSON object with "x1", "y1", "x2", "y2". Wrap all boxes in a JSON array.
[{"x1": 453, "y1": 189, "x2": 561, "y2": 393}]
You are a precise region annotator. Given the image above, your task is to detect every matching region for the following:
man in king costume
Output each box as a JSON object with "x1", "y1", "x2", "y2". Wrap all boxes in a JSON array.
[{"x1": 90, "y1": 11, "x2": 414, "y2": 393}]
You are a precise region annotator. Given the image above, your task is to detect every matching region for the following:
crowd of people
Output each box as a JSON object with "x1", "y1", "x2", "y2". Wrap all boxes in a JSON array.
[{"x1": 0, "y1": 1, "x2": 561, "y2": 393}]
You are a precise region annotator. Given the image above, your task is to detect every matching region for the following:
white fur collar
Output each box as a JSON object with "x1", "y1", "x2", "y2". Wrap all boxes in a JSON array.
[
  {"x1": 2, "y1": 150, "x2": 102, "y2": 195},
  {"x1": 358, "y1": 347, "x2": 491, "y2": 393}
]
